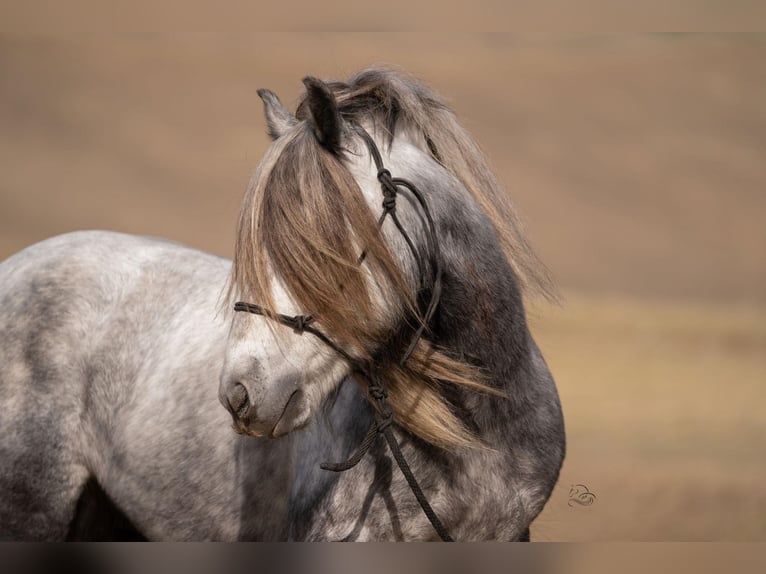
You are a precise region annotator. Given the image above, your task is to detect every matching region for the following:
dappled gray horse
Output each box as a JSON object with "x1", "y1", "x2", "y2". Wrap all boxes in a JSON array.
[{"x1": 0, "y1": 68, "x2": 564, "y2": 540}]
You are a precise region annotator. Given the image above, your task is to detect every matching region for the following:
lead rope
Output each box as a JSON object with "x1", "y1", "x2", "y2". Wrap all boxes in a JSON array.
[
  {"x1": 320, "y1": 371, "x2": 453, "y2": 542},
  {"x1": 234, "y1": 126, "x2": 452, "y2": 541}
]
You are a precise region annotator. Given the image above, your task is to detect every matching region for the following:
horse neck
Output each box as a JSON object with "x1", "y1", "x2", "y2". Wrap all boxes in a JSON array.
[
  {"x1": 376, "y1": 141, "x2": 539, "y2": 433},
  {"x1": 287, "y1": 139, "x2": 564, "y2": 539},
  {"x1": 432, "y1": 244, "x2": 534, "y2": 438},
  {"x1": 416, "y1": 182, "x2": 566, "y2": 514}
]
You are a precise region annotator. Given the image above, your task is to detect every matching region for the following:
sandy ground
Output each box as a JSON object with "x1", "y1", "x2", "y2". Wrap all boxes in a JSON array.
[{"x1": 0, "y1": 34, "x2": 764, "y2": 540}]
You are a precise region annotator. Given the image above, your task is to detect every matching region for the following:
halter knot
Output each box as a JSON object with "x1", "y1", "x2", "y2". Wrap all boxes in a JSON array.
[
  {"x1": 377, "y1": 169, "x2": 398, "y2": 213},
  {"x1": 376, "y1": 167, "x2": 393, "y2": 184},
  {"x1": 375, "y1": 410, "x2": 393, "y2": 432},
  {"x1": 291, "y1": 315, "x2": 313, "y2": 334},
  {"x1": 368, "y1": 382, "x2": 388, "y2": 401}
]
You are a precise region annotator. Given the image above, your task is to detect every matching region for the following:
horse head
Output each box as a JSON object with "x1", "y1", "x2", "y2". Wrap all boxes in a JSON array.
[{"x1": 219, "y1": 68, "x2": 550, "y2": 447}]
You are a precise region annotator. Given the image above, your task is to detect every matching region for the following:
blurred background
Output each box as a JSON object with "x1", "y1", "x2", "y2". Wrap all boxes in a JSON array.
[{"x1": 0, "y1": 33, "x2": 764, "y2": 541}]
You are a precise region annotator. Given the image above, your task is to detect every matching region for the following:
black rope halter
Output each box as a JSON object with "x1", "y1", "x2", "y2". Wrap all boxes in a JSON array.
[{"x1": 234, "y1": 125, "x2": 451, "y2": 541}]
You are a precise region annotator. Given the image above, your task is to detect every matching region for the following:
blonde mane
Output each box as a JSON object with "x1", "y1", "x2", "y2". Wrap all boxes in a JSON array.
[{"x1": 231, "y1": 67, "x2": 551, "y2": 450}]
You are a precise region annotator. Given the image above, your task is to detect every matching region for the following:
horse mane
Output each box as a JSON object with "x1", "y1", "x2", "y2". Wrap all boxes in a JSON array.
[
  {"x1": 231, "y1": 67, "x2": 551, "y2": 450},
  {"x1": 303, "y1": 67, "x2": 554, "y2": 299}
]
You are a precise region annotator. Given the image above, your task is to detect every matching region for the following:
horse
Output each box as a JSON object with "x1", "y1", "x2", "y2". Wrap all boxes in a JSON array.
[
  {"x1": 0, "y1": 67, "x2": 565, "y2": 541},
  {"x1": 221, "y1": 68, "x2": 566, "y2": 540}
]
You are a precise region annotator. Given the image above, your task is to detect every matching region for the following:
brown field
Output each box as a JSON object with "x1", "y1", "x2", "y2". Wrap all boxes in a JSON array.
[
  {"x1": 531, "y1": 298, "x2": 766, "y2": 540},
  {"x1": 1, "y1": 33, "x2": 764, "y2": 540}
]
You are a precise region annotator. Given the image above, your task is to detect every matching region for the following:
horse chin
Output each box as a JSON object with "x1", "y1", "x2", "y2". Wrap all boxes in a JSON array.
[{"x1": 269, "y1": 388, "x2": 311, "y2": 438}]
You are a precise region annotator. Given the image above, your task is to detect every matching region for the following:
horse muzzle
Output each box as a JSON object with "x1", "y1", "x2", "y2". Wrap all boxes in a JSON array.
[{"x1": 219, "y1": 378, "x2": 310, "y2": 438}]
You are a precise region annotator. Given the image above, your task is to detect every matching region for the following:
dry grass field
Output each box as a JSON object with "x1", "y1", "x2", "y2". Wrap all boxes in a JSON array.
[
  {"x1": 531, "y1": 298, "x2": 766, "y2": 540},
  {"x1": 1, "y1": 33, "x2": 764, "y2": 540}
]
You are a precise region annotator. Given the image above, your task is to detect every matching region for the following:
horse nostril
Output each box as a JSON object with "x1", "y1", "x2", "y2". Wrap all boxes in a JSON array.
[{"x1": 230, "y1": 383, "x2": 250, "y2": 419}]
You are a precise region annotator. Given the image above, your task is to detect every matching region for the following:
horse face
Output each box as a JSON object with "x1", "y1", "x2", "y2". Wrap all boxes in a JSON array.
[
  {"x1": 219, "y1": 130, "x2": 436, "y2": 439},
  {"x1": 219, "y1": 278, "x2": 353, "y2": 438},
  {"x1": 219, "y1": 79, "x2": 428, "y2": 439}
]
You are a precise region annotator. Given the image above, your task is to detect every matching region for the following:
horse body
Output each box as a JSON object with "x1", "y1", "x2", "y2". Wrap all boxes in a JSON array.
[{"x1": 0, "y1": 231, "x2": 288, "y2": 540}]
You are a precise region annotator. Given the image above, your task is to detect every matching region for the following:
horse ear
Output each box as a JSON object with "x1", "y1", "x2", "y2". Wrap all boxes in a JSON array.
[
  {"x1": 302, "y1": 77, "x2": 342, "y2": 153},
  {"x1": 257, "y1": 89, "x2": 297, "y2": 140}
]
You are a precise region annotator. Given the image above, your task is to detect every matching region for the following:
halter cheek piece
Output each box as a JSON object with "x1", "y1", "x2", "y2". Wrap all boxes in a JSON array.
[{"x1": 234, "y1": 126, "x2": 451, "y2": 541}]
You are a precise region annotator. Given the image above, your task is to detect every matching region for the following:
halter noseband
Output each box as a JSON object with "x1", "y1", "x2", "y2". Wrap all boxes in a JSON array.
[{"x1": 233, "y1": 126, "x2": 451, "y2": 541}]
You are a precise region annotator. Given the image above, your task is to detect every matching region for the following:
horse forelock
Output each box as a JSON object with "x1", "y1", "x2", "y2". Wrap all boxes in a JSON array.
[
  {"x1": 230, "y1": 67, "x2": 542, "y2": 451},
  {"x1": 232, "y1": 122, "x2": 413, "y2": 351}
]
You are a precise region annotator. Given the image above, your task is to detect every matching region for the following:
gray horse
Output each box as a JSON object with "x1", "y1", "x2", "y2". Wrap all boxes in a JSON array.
[{"x1": 0, "y1": 68, "x2": 565, "y2": 541}]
